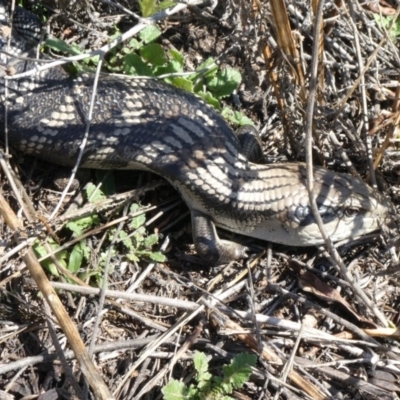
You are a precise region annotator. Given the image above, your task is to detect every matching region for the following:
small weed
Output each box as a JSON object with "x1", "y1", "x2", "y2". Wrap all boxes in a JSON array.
[
  {"x1": 34, "y1": 181, "x2": 165, "y2": 285},
  {"x1": 374, "y1": 15, "x2": 400, "y2": 39},
  {"x1": 139, "y1": 0, "x2": 177, "y2": 18},
  {"x1": 162, "y1": 351, "x2": 256, "y2": 400},
  {"x1": 44, "y1": 8, "x2": 253, "y2": 127}
]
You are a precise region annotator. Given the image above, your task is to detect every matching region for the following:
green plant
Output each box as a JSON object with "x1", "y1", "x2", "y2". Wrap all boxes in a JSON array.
[
  {"x1": 45, "y1": 16, "x2": 253, "y2": 126},
  {"x1": 139, "y1": 0, "x2": 177, "y2": 17},
  {"x1": 162, "y1": 351, "x2": 256, "y2": 400},
  {"x1": 35, "y1": 180, "x2": 165, "y2": 285},
  {"x1": 374, "y1": 15, "x2": 400, "y2": 39},
  {"x1": 112, "y1": 25, "x2": 253, "y2": 126},
  {"x1": 116, "y1": 203, "x2": 166, "y2": 263}
]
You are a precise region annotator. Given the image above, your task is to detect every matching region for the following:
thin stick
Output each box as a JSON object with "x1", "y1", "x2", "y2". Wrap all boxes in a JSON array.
[
  {"x1": 304, "y1": 0, "x2": 387, "y2": 326},
  {"x1": 0, "y1": 194, "x2": 114, "y2": 399}
]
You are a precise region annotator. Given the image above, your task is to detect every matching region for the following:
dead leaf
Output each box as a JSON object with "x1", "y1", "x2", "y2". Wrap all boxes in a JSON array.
[
  {"x1": 364, "y1": 0, "x2": 396, "y2": 15},
  {"x1": 295, "y1": 268, "x2": 377, "y2": 327}
]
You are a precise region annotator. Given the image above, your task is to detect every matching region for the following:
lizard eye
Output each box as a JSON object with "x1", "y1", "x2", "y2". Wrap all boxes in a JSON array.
[{"x1": 345, "y1": 208, "x2": 359, "y2": 217}]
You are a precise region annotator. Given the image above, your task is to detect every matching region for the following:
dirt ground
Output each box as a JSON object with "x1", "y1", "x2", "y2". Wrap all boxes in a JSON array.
[{"x1": 1, "y1": 0, "x2": 400, "y2": 399}]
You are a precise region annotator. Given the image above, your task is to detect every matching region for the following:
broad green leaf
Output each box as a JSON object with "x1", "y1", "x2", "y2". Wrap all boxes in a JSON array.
[
  {"x1": 195, "y1": 57, "x2": 218, "y2": 79},
  {"x1": 197, "y1": 91, "x2": 221, "y2": 111},
  {"x1": 148, "y1": 251, "x2": 166, "y2": 262},
  {"x1": 127, "y1": 253, "x2": 140, "y2": 262},
  {"x1": 130, "y1": 205, "x2": 146, "y2": 229},
  {"x1": 45, "y1": 38, "x2": 82, "y2": 55},
  {"x1": 144, "y1": 233, "x2": 159, "y2": 247},
  {"x1": 207, "y1": 68, "x2": 242, "y2": 98},
  {"x1": 139, "y1": 25, "x2": 162, "y2": 43},
  {"x1": 130, "y1": 203, "x2": 140, "y2": 213},
  {"x1": 169, "y1": 48, "x2": 184, "y2": 66},
  {"x1": 139, "y1": 0, "x2": 156, "y2": 17},
  {"x1": 155, "y1": 60, "x2": 183, "y2": 76},
  {"x1": 119, "y1": 231, "x2": 134, "y2": 250},
  {"x1": 66, "y1": 215, "x2": 100, "y2": 237},
  {"x1": 161, "y1": 379, "x2": 187, "y2": 400},
  {"x1": 132, "y1": 227, "x2": 146, "y2": 243},
  {"x1": 220, "y1": 381, "x2": 233, "y2": 394},
  {"x1": 68, "y1": 242, "x2": 86, "y2": 273},
  {"x1": 122, "y1": 54, "x2": 153, "y2": 76},
  {"x1": 186, "y1": 384, "x2": 198, "y2": 398},
  {"x1": 194, "y1": 352, "x2": 212, "y2": 391},
  {"x1": 194, "y1": 351, "x2": 209, "y2": 376},
  {"x1": 222, "y1": 353, "x2": 256, "y2": 390},
  {"x1": 221, "y1": 108, "x2": 254, "y2": 126},
  {"x1": 169, "y1": 77, "x2": 194, "y2": 92},
  {"x1": 131, "y1": 214, "x2": 146, "y2": 230},
  {"x1": 85, "y1": 183, "x2": 106, "y2": 203},
  {"x1": 45, "y1": 38, "x2": 99, "y2": 64},
  {"x1": 128, "y1": 38, "x2": 142, "y2": 50},
  {"x1": 33, "y1": 240, "x2": 67, "y2": 276},
  {"x1": 140, "y1": 43, "x2": 168, "y2": 66},
  {"x1": 155, "y1": 0, "x2": 177, "y2": 13}
]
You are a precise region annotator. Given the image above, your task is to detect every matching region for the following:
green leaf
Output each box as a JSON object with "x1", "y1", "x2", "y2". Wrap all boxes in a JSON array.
[
  {"x1": 196, "y1": 91, "x2": 221, "y2": 111},
  {"x1": 143, "y1": 233, "x2": 159, "y2": 247},
  {"x1": 155, "y1": 0, "x2": 177, "y2": 13},
  {"x1": 68, "y1": 242, "x2": 87, "y2": 273},
  {"x1": 194, "y1": 351, "x2": 209, "y2": 376},
  {"x1": 374, "y1": 15, "x2": 400, "y2": 39},
  {"x1": 132, "y1": 226, "x2": 146, "y2": 243},
  {"x1": 139, "y1": 25, "x2": 162, "y2": 43},
  {"x1": 220, "y1": 381, "x2": 233, "y2": 394},
  {"x1": 195, "y1": 58, "x2": 218, "y2": 79},
  {"x1": 186, "y1": 384, "x2": 198, "y2": 398},
  {"x1": 140, "y1": 43, "x2": 168, "y2": 66},
  {"x1": 155, "y1": 60, "x2": 183, "y2": 76},
  {"x1": 119, "y1": 230, "x2": 134, "y2": 250},
  {"x1": 169, "y1": 48, "x2": 184, "y2": 66},
  {"x1": 85, "y1": 183, "x2": 106, "y2": 203},
  {"x1": 221, "y1": 107, "x2": 254, "y2": 126},
  {"x1": 168, "y1": 77, "x2": 194, "y2": 92},
  {"x1": 65, "y1": 221, "x2": 82, "y2": 237},
  {"x1": 161, "y1": 379, "x2": 187, "y2": 400},
  {"x1": 128, "y1": 38, "x2": 142, "y2": 50},
  {"x1": 148, "y1": 251, "x2": 166, "y2": 262},
  {"x1": 127, "y1": 253, "x2": 140, "y2": 262},
  {"x1": 139, "y1": 0, "x2": 156, "y2": 17},
  {"x1": 130, "y1": 203, "x2": 140, "y2": 213},
  {"x1": 66, "y1": 215, "x2": 100, "y2": 237},
  {"x1": 108, "y1": 28, "x2": 122, "y2": 43},
  {"x1": 122, "y1": 54, "x2": 153, "y2": 76},
  {"x1": 33, "y1": 240, "x2": 68, "y2": 277},
  {"x1": 45, "y1": 38, "x2": 99, "y2": 65},
  {"x1": 207, "y1": 68, "x2": 242, "y2": 98},
  {"x1": 130, "y1": 204, "x2": 146, "y2": 229},
  {"x1": 45, "y1": 38, "x2": 82, "y2": 55},
  {"x1": 131, "y1": 214, "x2": 146, "y2": 230},
  {"x1": 222, "y1": 353, "x2": 256, "y2": 390}
]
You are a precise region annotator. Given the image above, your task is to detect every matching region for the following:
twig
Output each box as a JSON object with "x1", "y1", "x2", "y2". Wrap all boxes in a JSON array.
[
  {"x1": 0, "y1": 194, "x2": 114, "y2": 399},
  {"x1": 26, "y1": 278, "x2": 199, "y2": 310},
  {"x1": 304, "y1": 0, "x2": 387, "y2": 326}
]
